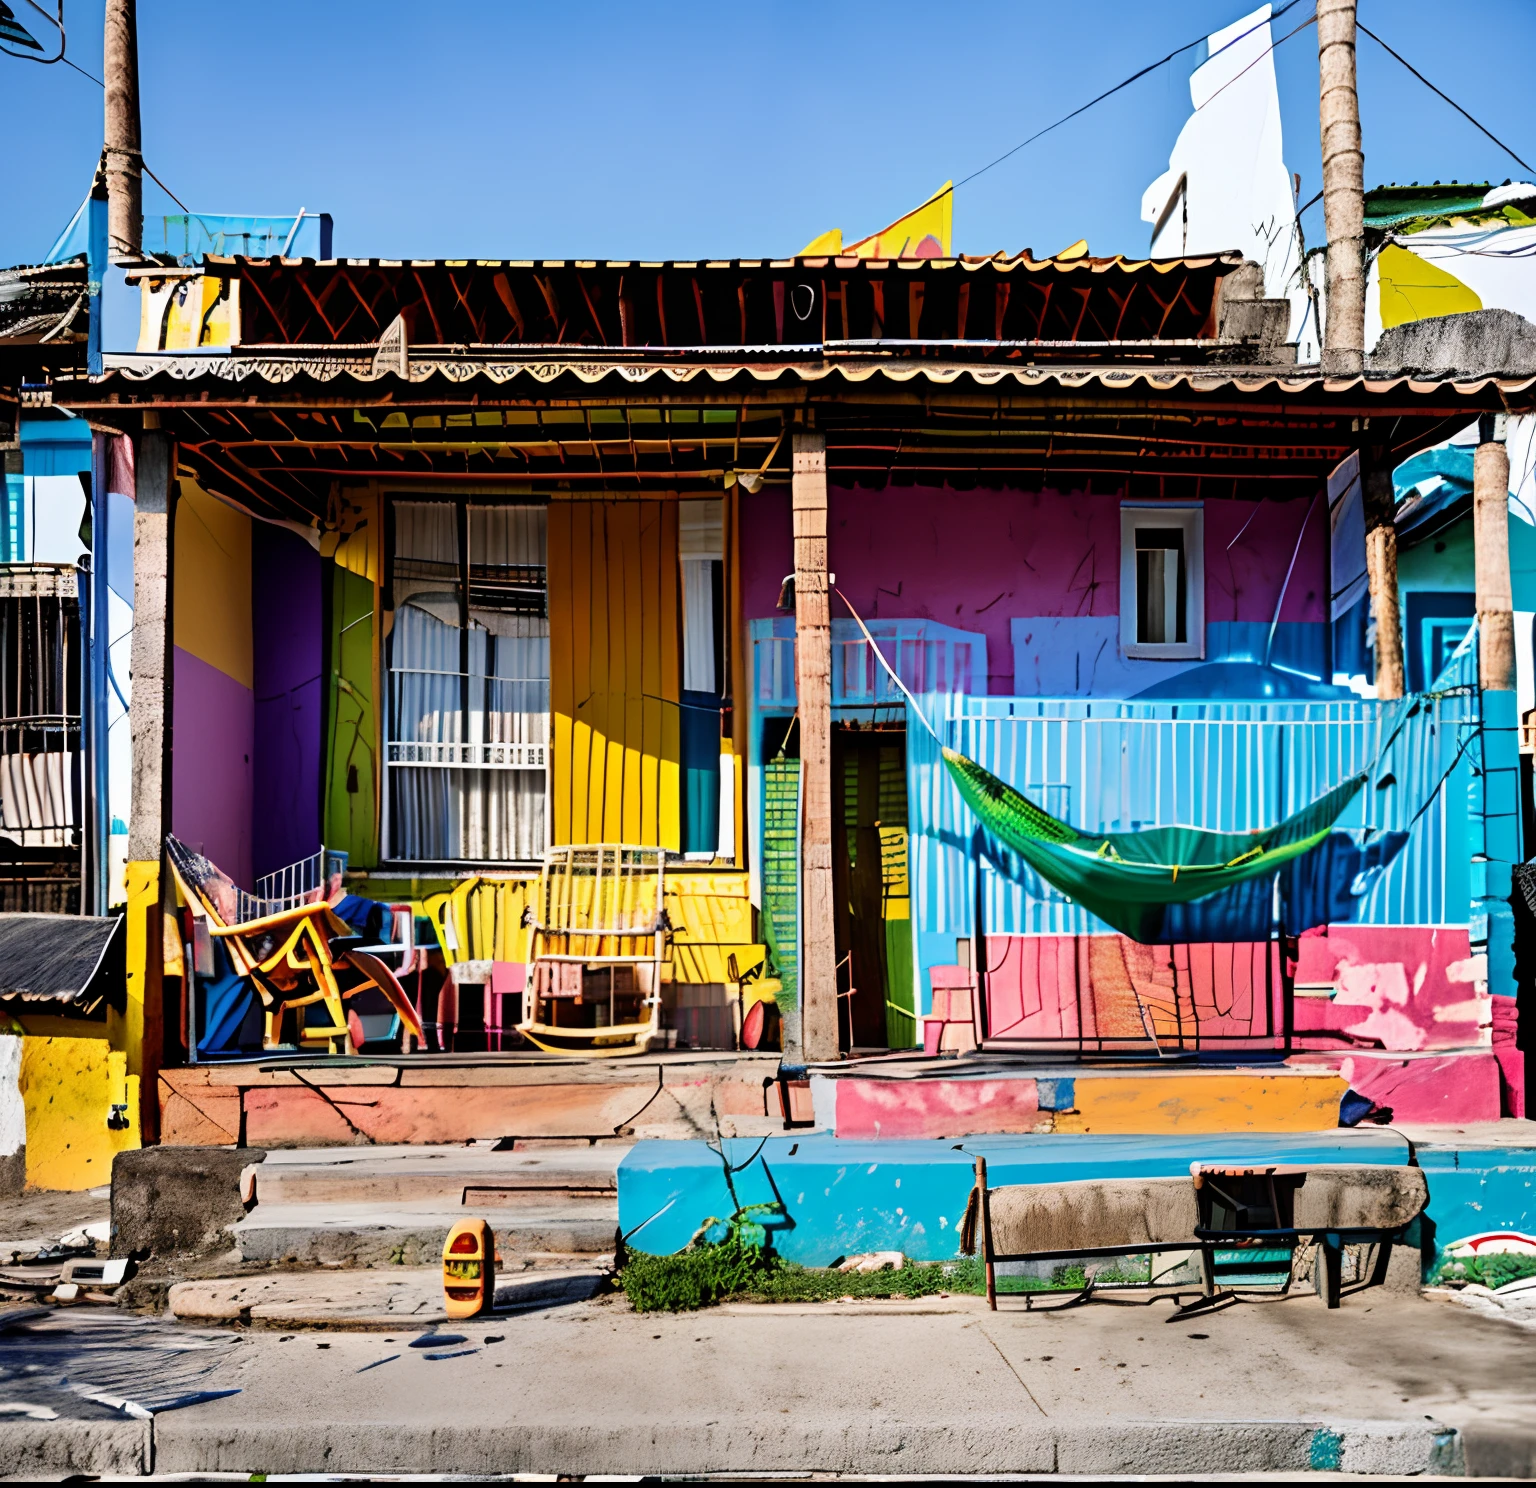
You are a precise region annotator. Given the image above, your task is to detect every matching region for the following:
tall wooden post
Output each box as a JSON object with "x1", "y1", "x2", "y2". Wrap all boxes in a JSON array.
[
  {"x1": 103, "y1": 0, "x2": 142, "y2": 263},
  {"x1": 1473, "y1": 417, "x2": 1520, "y2": 1028},
  {"x1": 123, "y1": 426, "x2": 174, "y2": 1137},
  {"x1": 1363, "y1": 458, "x2": 1404, "y2": 699},
  {"x1": 792, "y1": 430, "x2": 837, "y2": 1063},
  {"x1": 1475, "y1": 430, "x2": 1516, "y2": 694},
  {"x1": 1318, "y1": 0, "x2": 1365, "y2": 376}
]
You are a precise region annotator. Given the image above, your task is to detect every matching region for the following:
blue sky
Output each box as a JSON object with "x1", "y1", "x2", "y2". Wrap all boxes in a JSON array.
[{"x1": 3, "y1": 0, "x2": 1533, "y2": 267}]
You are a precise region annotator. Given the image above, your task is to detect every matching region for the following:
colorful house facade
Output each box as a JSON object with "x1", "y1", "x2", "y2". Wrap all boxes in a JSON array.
[{"x1": 48, "y1": 245, "x2": 1531, "y2": 1154}]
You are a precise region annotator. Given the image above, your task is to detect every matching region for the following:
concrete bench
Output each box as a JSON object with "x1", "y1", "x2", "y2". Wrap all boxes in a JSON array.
[{"x1": 959, "y1": 1155, "x2": 1428, "y2": 1313}]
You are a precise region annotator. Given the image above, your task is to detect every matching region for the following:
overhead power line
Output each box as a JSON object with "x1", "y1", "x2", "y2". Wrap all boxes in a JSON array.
[
  {"x1": 947, "y1": 0, "x2": 1308, "y2": 199},
  {"x1": 1357, "y1": 21, "x2": 1533, "y2": 177},
  {"x1": 60, "y1": 52, "x2": 100, "y2": 85}
]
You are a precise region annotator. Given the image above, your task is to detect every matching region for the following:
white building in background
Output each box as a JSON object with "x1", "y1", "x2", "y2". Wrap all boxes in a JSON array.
[{"x1": 1141, "y1": 3, "x2": 1318, "y2": 362}]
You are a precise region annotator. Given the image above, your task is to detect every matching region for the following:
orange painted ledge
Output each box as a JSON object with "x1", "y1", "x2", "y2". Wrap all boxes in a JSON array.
[{"x1": 1055, "y1": 1072, "x2": 1348, "y2": 1135}]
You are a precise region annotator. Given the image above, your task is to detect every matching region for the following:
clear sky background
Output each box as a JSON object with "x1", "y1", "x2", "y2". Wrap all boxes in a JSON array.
[{"x1": 3, "y1": 0, "x2": 1533, "y2": 268}]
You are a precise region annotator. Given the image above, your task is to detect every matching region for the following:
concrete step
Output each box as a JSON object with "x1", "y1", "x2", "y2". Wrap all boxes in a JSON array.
[
  {"x1": 234, "y1": 1142, "x2": 628, "y2": 1265},
  {"x1": 233, "y1": 1202, "x2": 618, "y2": 1264},
  {"x1": 248, "y1": 1141, "x2": 624, "y2": 1205}
]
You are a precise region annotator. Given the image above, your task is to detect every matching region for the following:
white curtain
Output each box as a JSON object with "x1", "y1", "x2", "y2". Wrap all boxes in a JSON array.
[
  {"x1": 680, "y1": 498, "x2": 722, "y2": 694},
  {"x1": 387, "y1": 503, "x2": 549, "y2": 862}
]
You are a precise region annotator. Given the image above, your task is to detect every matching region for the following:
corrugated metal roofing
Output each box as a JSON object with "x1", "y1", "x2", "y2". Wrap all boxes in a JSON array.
[
  {"x1": 194, "y1": 250, "x2": 1247, "y2": 277},
  {"x1": 0, "y1": 912, "x2": 123, "y2": 1011},
  {"x1": 87, "y1": 350, "x2": 1536, "y2": 401}
]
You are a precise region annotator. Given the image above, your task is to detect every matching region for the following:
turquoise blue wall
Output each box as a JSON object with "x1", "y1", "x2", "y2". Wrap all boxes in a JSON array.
[{"x1": 619, "y1": 1132, "x2": 1535, "y2": 1276}]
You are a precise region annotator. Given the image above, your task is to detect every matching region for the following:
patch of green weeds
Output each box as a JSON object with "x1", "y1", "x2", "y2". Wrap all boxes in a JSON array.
[
  {"x1": 620, "y1": 1222, "x2": 1152, "y2": 1313},
  {"x1": 1435, "y1": 1252, "x2": 1536, "y2": 1291}
]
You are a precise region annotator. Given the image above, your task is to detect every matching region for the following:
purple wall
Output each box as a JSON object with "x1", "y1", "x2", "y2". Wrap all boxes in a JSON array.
[
  {"x1": 252, "y1": 524, "x2": 323, "y2": 879},
  {"x1": 739, "y1": 484, "x2": 1328, "y2": 694},
  {"x1": 173, "y1": 647, "x2": 254, "y2": 886}
]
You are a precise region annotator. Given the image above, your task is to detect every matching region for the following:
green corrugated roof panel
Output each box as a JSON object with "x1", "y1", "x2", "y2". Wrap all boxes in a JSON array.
[{"x1": 1364, "y1": 182, "x2": 1529, "y2": 234}]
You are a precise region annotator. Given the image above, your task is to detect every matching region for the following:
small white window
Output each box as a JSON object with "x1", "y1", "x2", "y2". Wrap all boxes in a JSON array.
[{"x1": 1120, "y1": 504, "x2": 1203, "y2": 660}]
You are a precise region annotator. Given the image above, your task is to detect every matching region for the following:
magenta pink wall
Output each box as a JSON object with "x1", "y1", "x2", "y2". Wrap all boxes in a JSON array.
[
  {"x1": 739, "y1": 485, "x2": 1328, "y2": 692},
  {"x1": 173, "y1": 646, "x2": 254, "y2": 887},
  {"x1": 1290, "y1": 925, "x2": 1483, "y2": 1051}
]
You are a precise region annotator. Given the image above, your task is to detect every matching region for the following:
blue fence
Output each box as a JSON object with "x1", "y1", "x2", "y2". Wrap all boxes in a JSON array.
[
  {"x1": 748, "y1": 616, "x2": 987, "y2": 719},
  {"x1": 748, "y1": 617, "x2": 1484, "y2": 1023},
  {"x1": 909, "y1": 651, "x2": 1482, "y2": 974}
]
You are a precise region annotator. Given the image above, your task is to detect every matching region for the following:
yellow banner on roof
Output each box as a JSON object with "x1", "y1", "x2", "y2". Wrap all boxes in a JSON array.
[{"x1": 799, "y1": 182, "x2": 952, "y2": 259}]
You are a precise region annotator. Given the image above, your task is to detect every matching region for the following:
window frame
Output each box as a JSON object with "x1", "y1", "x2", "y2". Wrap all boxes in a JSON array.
[
  {"x1": 380, "y1": 492, "x2": 552, "y2": 867},
  {"x1": 1120, "y1": 503, "x2": 1205, "y2": 661}
]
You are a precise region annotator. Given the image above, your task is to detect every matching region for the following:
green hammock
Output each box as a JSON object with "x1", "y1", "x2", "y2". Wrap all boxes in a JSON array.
[{"x1": 942, "y1": 747, "x2": 1367, "y2": 943}]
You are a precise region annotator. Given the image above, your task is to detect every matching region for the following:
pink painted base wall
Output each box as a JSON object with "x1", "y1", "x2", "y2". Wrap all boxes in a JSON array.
[
  {"x1": 981, "y1": 935, "x2": 1282, "y2": 1046},
  {"x1": 963, "y1": 926, "x2": 1509, "y2": 1122},
  {"x1": 835, "y1": 1078, "x2": 1043, "y2": 1141},
  {"x1": 974, "y1": 927, "x2": 1488, "y2": 1055},
  {"x1": 1293, "y1": 1050, "x2": 1504, "y2": 1125}
]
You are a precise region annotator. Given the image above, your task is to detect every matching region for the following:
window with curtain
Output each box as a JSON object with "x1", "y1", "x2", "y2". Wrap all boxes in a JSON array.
[
  {"x1": 679, "y1": 498, "x2": 724, "y2": 856},
  {"x1": 386, "y1": 499, "x2": 549, "y2": 862}
]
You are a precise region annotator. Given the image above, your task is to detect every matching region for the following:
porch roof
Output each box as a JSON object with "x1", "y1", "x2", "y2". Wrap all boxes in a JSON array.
[
  {"x1": 55, "y1": 351, "x2": 1533, "y2": 525},
  {"x1": 162, "y1": 250, "x2": 1248, "y2": 351}
]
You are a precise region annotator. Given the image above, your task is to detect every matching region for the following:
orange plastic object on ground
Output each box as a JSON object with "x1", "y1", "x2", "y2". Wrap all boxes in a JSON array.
[{"x1": 442, "y1": 1218, "x2": 495, "y2": 1318}]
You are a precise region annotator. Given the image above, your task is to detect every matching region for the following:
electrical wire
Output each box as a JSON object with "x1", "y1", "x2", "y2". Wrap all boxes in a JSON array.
[
  {"x1": 1357, "y1": 21, "x2": 1533, "y2": 176},
  {"x1": 943, "y1": 0, "x2": 1308, "y2": 202},
  {"x1": 59, "y1": 51, "x2": 98, "y2": 85},
  {"x1": 142, "y1": 161, "x2": 189, "y2": 213}
]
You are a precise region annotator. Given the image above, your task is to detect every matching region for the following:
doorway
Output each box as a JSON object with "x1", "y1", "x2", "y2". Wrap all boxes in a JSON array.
[{"x1": 832, "y1": 725, "x2": 915, "y2": 1051}]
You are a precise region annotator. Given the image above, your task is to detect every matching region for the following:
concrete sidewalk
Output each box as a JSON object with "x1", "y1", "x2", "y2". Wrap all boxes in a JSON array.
[{"x1": 3, "y1": 1286, "x2": 1532, "y2": 1477}]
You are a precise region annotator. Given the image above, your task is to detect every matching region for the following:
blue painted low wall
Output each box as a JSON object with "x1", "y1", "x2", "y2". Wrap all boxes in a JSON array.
[
  {"x1": 1415, "y1": 1148, "x2": 1536, "y2": 1262},
  {"x1": 619, "y1": 1130, "x2": 1424, "y2": 1266},
  {"x1": 618, "y1": 1132, "x2": 1536, "y2": 1273}
]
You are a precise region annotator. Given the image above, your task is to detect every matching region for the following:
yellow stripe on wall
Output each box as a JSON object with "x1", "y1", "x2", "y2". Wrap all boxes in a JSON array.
[
  {"x1": 548, "y1": 499, "x2": 681, "y2": 849},
  {"x1": 173, "y1": 480, "x2": 252, "y2": 688}
]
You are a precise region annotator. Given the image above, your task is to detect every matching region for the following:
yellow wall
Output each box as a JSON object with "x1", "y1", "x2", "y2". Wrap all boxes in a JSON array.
[
  {"x1": 668, "y1": 871, "x2": 763, "y2": 982},
  {"x1": 1377, "y1": 243, "x2": 1482, "y2": 330},
  {"x1": 174, "y1": 479, "x2": 253, "y2": 687},
  {"x1": 116, "y1": 859, "x2": 159, "y2": 1142},
  {"x1": 20, "y1": 1036, "x2": 139, "y2": 1191},
  {"x1": 548, "y1": 498, "x2": 681, "y2": 849}
]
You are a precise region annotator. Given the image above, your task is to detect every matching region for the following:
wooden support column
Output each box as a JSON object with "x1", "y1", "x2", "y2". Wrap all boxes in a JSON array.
[
  {"x1": 1475, "y1": 429, "x2": 1515, "y2": 693},
  {"x1": 1363, "y1": 457, "x2": 1405, "y2": 700},
  {"x1": 123, "y1": 426, "x2": 175, "y2": 1137},
  {"x1": 1473, "y1": 418, "x2": 1520, "y2": 1023},
  {"x1": 792, "y1": 430, "x2": 837, "y2": 1063}
]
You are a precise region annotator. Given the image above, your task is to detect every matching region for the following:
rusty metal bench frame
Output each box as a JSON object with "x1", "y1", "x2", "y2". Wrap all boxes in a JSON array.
[{"x1": 961, "y1": 1155, "x2": 1416, "y2": 1317}]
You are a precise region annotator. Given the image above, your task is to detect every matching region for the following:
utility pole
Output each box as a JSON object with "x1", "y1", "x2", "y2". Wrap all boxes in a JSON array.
[
  {"x1": 103, "y1": 0, "x2": 142, "y2": 262},
  {"x1": 1320, "y1": 0, "x2": 1401, "y2": 695},
  {"x1": 1317, "y1": 0, "x2": 1364, "y2": 376}
]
